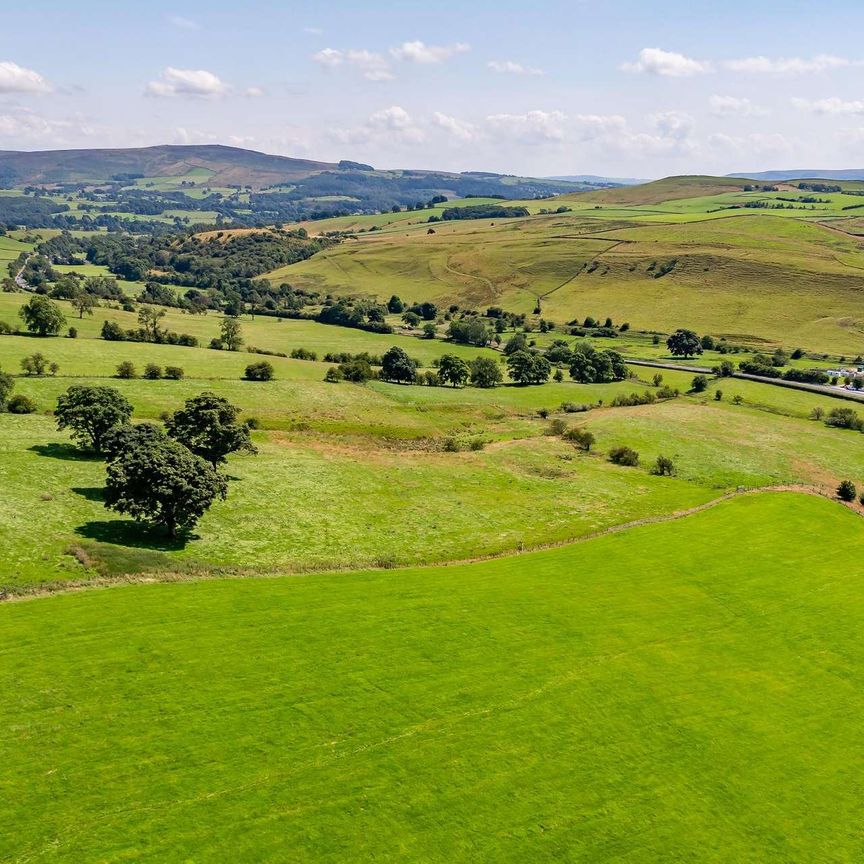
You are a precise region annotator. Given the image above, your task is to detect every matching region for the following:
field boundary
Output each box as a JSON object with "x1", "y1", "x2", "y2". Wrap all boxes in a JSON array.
[{"x1": 2, "y1": 485, "x2": 854, "y2": 604}]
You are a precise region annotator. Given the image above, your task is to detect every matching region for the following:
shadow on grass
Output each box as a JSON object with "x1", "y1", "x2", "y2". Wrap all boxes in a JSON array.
[
  {"x1": 29, "y1": 443, "x2": 101, "y2": 462},
  {"x1": 75, "y1": 520, "x2": 196, "y2": 552},
  {"x1": 72, "y1": 486, "x2": 105, "y2": 502}
]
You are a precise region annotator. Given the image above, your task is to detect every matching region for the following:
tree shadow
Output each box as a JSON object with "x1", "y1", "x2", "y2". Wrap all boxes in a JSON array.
[
  {"x1": 75, "y1": 520, "x2": 195, "y2": 551},
  {"x1": 29, "y1": 443, "x2": 101, "y2": 462},
  {"x1": 71, "y1": 486, "x2": 105, "y2": 502}
]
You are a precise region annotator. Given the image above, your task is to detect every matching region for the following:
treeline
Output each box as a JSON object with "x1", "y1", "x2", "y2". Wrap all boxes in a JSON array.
[{"x1": 440, "y1": 204, "x2": 530, "y2": 221}]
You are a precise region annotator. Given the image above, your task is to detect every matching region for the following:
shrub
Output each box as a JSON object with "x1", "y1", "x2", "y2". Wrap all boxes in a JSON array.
[
  {"x1": 21, "y1": 353, "x2": 50, "y2": 376},
  {"x1": 68, "y1": 326, "x2": 78, "y2": 339},
  {"x1": 244, "y1": 361, "x2": 274, "y2": 381},
  {"x1": 563, "y1": 427, "x2": 595, "y2": 451},
  {"x1": 7, "y1": 393, "x2": 37, "y2": 414},
  {"x1": 209, "y1": 337, "x2": 224, "y2": 350},
  {"x1": 837, "y1": 479, "x2": 857, "y2": 502},
  {"x1": 164, "y1": 366, "x2": 184, "y2": 380},
  {"x1": 690, "y1": 374, "x2": 708, "y2": 393},
  {"x1": 713, "y1": 360, "x2": 735, "y2": 377},
  {"x1": 324, "y1": 366, "x2": 344, "y2": 383},
  {"x1": 651, "y1": 455, "x2": 675, "y2": 476},
  {"x1": 101, "y1": 320, "x2": 125, "y2": 341},
  {"x1": 810, "y1": 406, "x2": 825, "y2": 421},
  {"x1": 732, "y1": 394, "x2": 743, "y2": 405},
  {"x1": 468, "y1": 438, "x2": 486, "y2": 451},
  {"x1": 609, "y1": 446, "x2": 639, "y2": 466},
  {"x1": 826, "y1": 408, "x2": 863, "y2": 431},
  {"x1": 714, "y1": 390, "x2": 723, "y2": 401},
  {"x1": 116, "y1": 361, "x2": 137, "y2": 379},
  {"x1": 143, "y1": 363, "x2": 162, "y2": 380},
  {"x1": 422, "y1": 370, "x2": 440, "y2": 386},
  {"x1": 0, "y1": 320, "x2": 14, "y2": 335},
  {"x1": 546, "y1": 418, "x2": 568, "y2": 436},
  {"x1": 652, "y1": 373, "x2": 663, "y2": 387},
  {"x1": 290, "y1": 348, "x2": 317, "y2": 361},
  {"x1": 442, "y1": 437, "x2": 461, "y2": 452}
]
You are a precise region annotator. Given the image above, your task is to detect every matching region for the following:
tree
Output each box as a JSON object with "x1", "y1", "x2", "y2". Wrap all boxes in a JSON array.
[
  {"x1": 19, "y1": 295, "x2": 65, "y2": 336},
  {"x1": 104, "y1": 436, "x2": 227, "y2": 537},
  {"x1": 71, "y1": 292, "x2": 98, "y2": 319},
  {"x1": 507, "y1": 350, "x2": 551, "y2": 385},
  {"x1": 101, "y1": 320, "x2": 125, "y2": 341},
  {"x1": 244, "y1": 360, "x2": 274, "y2": 381},
  {"x1": 422, "y1": 322, "x2": 437, "y2": 339},
  {"x1": 220, "y1": 317, "x2": 243, "y2": 351},
  {"x1": 837, "y1": 479, "x2": 857, "y2": 502},
  {"x1": 470, "y1": 356, "x2": 503, "y2": 388},
  {"x1": 165, "y1": 392, "x2": 256, "y2": 468},
  {"x1": 401, "y1": 310, "x2": 421, "y2": 327},
  {"x1": 381, "y1": 346, "x2": 417, "y2": 384},
  {"x1": 666, "y1": 329, "x2": 703, "y2": 359},
  {"x1": 437, "y1": 354, "x2": 470, "y2": 387},
  {"x1": 55, "y1": 385, "x2": 134, "y2": 453},
  {"x1": 102, "y1": 422, "x2": 167, "y2": 460},
  {"x1": 0, "y1": 366, "x2": 13, "y2": 409},
  {"x1": 387, "y1": 295, "x2": 404, "y2": 313},
  {"x1": 144, "y1": 363, "x2": 162, "y2": 380},
  {"x1": 503, "y1": 332, "x2": 528, "y2": 355},
  {"x1": 137, "y1": 306, "x2": 167, "y2": 342}
]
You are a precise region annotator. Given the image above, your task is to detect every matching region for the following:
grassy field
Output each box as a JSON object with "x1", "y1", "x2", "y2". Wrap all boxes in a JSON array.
[
  {"x1": 274, "y1": 177, "x2": 864, "y2": 353},
  {"x1": 3, "y1": 492, "x2": 864, "y2": 862}
]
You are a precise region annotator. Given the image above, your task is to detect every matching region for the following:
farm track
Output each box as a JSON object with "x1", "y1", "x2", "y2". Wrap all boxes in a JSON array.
[{"x1": 2, "y1": 485, "x2": 851, "y2": 603}]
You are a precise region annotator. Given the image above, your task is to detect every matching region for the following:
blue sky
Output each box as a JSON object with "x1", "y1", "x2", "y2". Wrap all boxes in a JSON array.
[{"x1": 3, "y1": 0, "x2": 864, "y2": 177}]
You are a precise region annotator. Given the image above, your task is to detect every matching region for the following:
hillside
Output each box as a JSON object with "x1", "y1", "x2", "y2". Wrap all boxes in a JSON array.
[{"x1": 731, "y1": 168, "x2": 864, "y2": 181}]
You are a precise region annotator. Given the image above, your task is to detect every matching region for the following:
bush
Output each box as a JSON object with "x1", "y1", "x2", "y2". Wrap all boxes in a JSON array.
[
  {"x1": 810, "y1": 406, "x2": 825, "y2": 421},
  {"x1": 244, "y1": 361, "x2": 274, "y2": 381},
  {"x1": 650, "y1": 455, "x2": 675, "y2": 476},
  {"x1": 609, "y1": 446, "x2": 639, "y2": 467},
  {"x1": 116, "y1": 361, "x2": 137, "y2": 379},
  {"x1": 563, "y1": 427, "x2": 595, "y2": 451},
  {"x1": 143, "y1": 363, "x2": 162, "y2": 380},
  {"x1": 6, "y1": 393, "x2": 37, "y2": 414},
  {"x1": 101, "y1": 320, "x2": 125, "y2": 341},
  {"x1": 826, "y1": 408, "x2": 863, "y2": 431},
  {"x1": 164, "y1": 366, "x2": 184, "y2": 380},
  {"x1": 290, "y1": 348, "x2": 317, "y2": 361},
  {"x1": 468, "y1": 438, "x2": 486, "y2": 451},
  {"x1": 68, "y1": 326, "x2": 78, "y2": 339},
  {"x1": 690, "y1": 374, "x2": 708, "y2": 393},
  {"x1": 546, "y1": 418, "x2": 568, "y2": 436},
  {"x1": 21, "y1": 353, "x2": 50, "y2": 376},
  {"x1": 324, "y1": 366, "x2": 344, "y2": 382},
  {"x1": 0, "y1": 320, "x2": 14, "y2": 335},
  {"x1": 837, "y1": 479, "x2": 857, "y2": 501}
]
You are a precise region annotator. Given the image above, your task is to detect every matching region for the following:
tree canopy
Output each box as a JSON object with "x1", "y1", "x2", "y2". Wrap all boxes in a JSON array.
[{"x1": 55, "y1": 385, "x2": 134, "y2": 452}]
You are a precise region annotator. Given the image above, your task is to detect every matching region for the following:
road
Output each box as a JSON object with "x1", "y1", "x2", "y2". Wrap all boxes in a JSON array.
[{"x1": 626, "y1": 358, "x2": 864, "y2": 405}]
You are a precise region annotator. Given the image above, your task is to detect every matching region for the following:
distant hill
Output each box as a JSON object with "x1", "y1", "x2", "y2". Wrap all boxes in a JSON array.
[
  {"x1": 0, "y1": 144, "x2": 604, "y2": 198},
  {"x1": 729, "y1": 169, "x2": 864, "y2": 182},
  {"x1": 562, "y1": 175, "x2": 752, "y2": 206},
  {"x1": 546, "y1": 174, "x2": 648, "y2": 186}
]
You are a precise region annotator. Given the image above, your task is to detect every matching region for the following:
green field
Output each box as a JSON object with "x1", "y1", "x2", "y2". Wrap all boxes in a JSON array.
[{"x1": 4, "y1": 492, "x2": 864, "y2": 862}]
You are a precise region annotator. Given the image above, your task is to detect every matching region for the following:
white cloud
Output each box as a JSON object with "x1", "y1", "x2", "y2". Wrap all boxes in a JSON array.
[
  {"x1": 792, "y1": 96, "x2": 864, "y2": 115},
  {"x1": 710, "y1": 94, "x2": 765, "y2": 116},
  {"x1": 303, "y1": 27, "x2": 323, "y2": 35},
  {"x1": 486, "y1": 110, "x2": 567, "y2": 143},
  {"x1": 431, "y1": 112, "x2": 478, "y2": 141},
  {"x1": 243, "y1": 86, "x2": 265, "y2": 98},
  {"x1": 390, "y1": 41, "x2": 469, "y2": 64},
  {"x1": 312, "y1": 48, "x2": 393, "y2": 81},
  {"x1": 332, "y1": 105, "x2": 425, "y2": 146},
  {"x1": 574, "y1": 112, "x2": 696, "y2": 157},
  {"x1": 725, "y1": 54, "x2": 857, "y2": 75},
  {"x1": 707, "y1": 131, "x2": 791, "y2": 159},
  {"x1": 145, "y1": 67, "x2": 229, "y2": 98},
  {"x1": 0, "y1": 108, "x2": 96, "y2": 143},
  {"x1": 0, "y1": 60, "x2": 52, "y2": 94},
  {"x1": 621, "y1": 48, "x2": 710, "y2": 77},
  {"x1": 487, "y1": 60, "x2": 543, "y2": 76},
  {"x1": 167, "y1": 15, "x2": 199, "y2": 30}
]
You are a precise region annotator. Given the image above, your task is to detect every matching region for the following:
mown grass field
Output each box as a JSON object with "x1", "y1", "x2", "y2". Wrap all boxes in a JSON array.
[{"x1": 3, "y1": 492, "x2": 864, "y2": 863}]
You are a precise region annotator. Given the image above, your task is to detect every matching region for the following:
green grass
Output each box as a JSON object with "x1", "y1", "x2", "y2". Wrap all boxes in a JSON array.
[{"x1": 3, "y1": 492, "x2": 864, "y2": 862}]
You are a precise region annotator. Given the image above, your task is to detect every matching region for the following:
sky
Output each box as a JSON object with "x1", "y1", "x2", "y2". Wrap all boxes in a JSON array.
[{"x1": 4, "y1": 0, "x2": 864, "y2": 178}]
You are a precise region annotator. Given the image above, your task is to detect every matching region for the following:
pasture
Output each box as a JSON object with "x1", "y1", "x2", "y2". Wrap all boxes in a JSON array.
[{"x1": 3, "y1": 492, "x2": 863, "y2": 862}]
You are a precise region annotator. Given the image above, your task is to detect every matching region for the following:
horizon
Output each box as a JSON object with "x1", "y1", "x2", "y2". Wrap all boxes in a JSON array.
[{"x1": 4, "y1": 0, "x2": 864, "y2": 177}]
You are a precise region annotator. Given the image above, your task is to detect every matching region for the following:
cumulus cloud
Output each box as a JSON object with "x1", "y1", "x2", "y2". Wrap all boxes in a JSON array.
[
  {"x1": 486, "y1": 110, "x2": 567, "y2": 142},
  {"x1": 312, "y1": 48, "x2": 393, "y2": 81},
  {"x1": 431, "y1": 111, "x2": 478, "y2": 141},
  {"x1": 724, "y1": 54, "x2": 858, "y2": 75},
  {"x1": 145, "y1": 67, "x2": 230, "y2": 98},
  {"x1": 621, "y1": 48, "x2": 710, "y2": 77},
  {"x1": 243, "y1": 86, "x2": 264, "y2": 98},
  {"x1": 791, "y1": 96, "x2": 864, "y2": 115},
  {"x1": 487, "y1": 60, "x2": 543, "y2": 76},
  {"x1": 390, "y1": 41, "x2": 469, "y2": 64},
  {"x1": 707, "y1": 131, "x2": 791, "y2": 159},
  {"x1": 0, "y1": 60, "x2": 52, "y2": 94},
  {"x1": 0, "y1": 107, "x2": 97, "y2": 143},
  {"x1": 709, "y1": 94, "x2": 765, "y2": 116},
  {"x1": 332, "y1": 105, "x2": 425, "y2": 146},
  {"x1": 574, "y1": 112, "x2": 697, "y2": 157}
]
